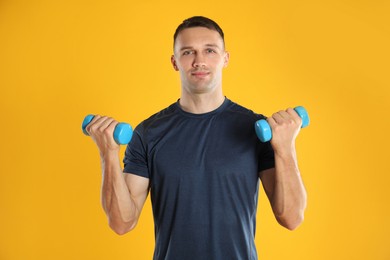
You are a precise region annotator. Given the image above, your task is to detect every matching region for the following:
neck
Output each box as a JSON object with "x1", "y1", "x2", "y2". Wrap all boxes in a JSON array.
[{"x1": 179, "y1": 90, "x2": 225, "y2": 114}]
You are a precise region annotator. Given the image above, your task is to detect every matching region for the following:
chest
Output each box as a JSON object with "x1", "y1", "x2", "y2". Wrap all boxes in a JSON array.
[{"x1": 147, "y1": 116, "x2": 259, "y2": 185}]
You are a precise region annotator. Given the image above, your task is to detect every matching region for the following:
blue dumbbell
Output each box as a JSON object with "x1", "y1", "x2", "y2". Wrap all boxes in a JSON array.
[
  {"x1": 82, "y1": 115, "x2": 133, "y2": 145},
  {"x1": 255, "y1": 106, "x2": 310, "y2": 142}
]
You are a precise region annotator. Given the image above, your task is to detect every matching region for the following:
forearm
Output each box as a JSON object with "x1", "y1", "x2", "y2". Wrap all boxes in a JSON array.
[
  {"x1": 100, "y1": 152, "x2": 138, "y2": 234},
  {"x1": 272, "y1": 149, "x2": 307, "y2": 230}
]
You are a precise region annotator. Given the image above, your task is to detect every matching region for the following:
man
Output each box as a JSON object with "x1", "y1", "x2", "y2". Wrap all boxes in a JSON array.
[{"x1": 86, "y1": 16, "x2": 307, "y2": 259}]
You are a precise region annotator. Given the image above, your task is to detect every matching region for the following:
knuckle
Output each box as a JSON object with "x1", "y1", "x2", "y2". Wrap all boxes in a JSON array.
[
  {"x1": 89, "y1": 124, "x2": 97, "y2": 132},
  {"x1": 103, "y1": 127, "x2": 111, "y2": 134},
  {"x1": 98, "y1": 125, "x2": 107, "y2": 133}
]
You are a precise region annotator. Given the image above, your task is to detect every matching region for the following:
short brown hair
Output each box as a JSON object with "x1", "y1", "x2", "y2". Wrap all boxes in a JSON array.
[{"x1": 173, "y1": 16, "x2": 225, "y2": 48}]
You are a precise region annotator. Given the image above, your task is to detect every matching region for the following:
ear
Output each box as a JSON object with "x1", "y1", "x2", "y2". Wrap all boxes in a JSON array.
[
  {"x1": 223, "y1": 51, "x2": 230, "y2": 68},
  {"x1": 171, "y1": 55, "x2": 179, "y2": 71}
]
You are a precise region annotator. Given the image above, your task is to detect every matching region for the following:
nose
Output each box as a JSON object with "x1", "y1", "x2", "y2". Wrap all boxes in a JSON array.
[{"x1": 192, "y1": 53, "x2": 206, "y2": 68}]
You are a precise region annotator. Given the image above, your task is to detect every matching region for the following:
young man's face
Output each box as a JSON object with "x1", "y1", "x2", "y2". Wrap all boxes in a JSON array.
[{"x1": 171, "y1": 27, "x2": 229, "y2": 95}]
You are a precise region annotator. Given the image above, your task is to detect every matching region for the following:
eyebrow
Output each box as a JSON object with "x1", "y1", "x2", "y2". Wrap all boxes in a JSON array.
[{"x1": 179, "y1": 44, "x2": 222, "y2": 52}]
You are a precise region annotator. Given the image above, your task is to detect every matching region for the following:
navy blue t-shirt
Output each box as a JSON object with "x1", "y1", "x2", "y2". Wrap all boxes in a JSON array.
[{"x1": 123, "y1": 98, "x2": 275, "y2": 260}]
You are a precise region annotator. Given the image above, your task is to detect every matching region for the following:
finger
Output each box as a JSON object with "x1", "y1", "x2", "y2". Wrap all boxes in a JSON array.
[
  {"x1": 286, "y1": 107, "x2": 298, "y2": 119},
  {"x1": 271, "y1": 111, "x2": 285, "y2": 124},
  {"x1": 98, "y1": 118, "x2": 120, "y2": 139},
  {"x1": 87, "y1": 115, "x2": 109, "y2": 134},
  {"x1": 276, "y1": 110, "x2": 291, "y2": 120},
  {"x1": 267, "y1": 115, "x2": 277, "y2": 128},
  {"x1": 98, "y1": 117, "x2": 116, "y2": 134},
  {"x1": 286, "y1": 107, "x2": 302, "y2": 125},
  {"x1": 85, "y1": 115, "x2": 101, "y2": 135},
  {"x1": 104, "y1": 119, "x2": 119, "y2": 137}
]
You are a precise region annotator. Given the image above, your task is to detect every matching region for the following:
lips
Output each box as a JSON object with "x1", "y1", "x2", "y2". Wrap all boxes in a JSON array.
[{"x1": 191, "y1": 71, "x2": 210, "y2": 77}]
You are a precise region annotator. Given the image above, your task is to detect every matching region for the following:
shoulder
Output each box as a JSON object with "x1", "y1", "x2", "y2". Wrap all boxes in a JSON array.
[
  {"x1": 224, "y1": 99, "x2": 267, "y2": 122},
  {"x1": 143, "y1": 103, "x2": 177, "y2": 127},
  {"x1": 134, "y1": 102, "x2": 179, "y2": 135}
]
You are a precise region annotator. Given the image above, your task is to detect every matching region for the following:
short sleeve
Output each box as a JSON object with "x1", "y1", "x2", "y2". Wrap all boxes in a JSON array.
[
  {"x1": 123, "y1": 127, "x2": 149, "y2": 178},
  {"x1": 253, "y1": 114, "x2": 275, "y2": 172},
  {"x1": 258, "y1": 141, "x2": 275, "y2": 172}
]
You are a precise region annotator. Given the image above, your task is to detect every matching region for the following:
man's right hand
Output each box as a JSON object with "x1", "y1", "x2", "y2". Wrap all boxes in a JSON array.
[{"x1": 85, "y1": 115, "x2": 121, "y2": 156}]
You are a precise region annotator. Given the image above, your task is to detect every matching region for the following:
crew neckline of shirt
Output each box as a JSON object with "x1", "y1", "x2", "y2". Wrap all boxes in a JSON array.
[{"x1": 175, "y1": 97, "x2": 230, "y2": 118}]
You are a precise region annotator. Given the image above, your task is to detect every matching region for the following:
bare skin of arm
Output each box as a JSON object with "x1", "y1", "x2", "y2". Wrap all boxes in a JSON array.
[
  {"x1": 86, "y1": 115, "x2": 149, "y2": 235},
  {"x1": 259, "y1": 108, "x2": 307, "y2": 230}
]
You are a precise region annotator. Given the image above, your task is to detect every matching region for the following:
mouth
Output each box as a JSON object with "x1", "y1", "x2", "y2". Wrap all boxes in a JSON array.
[{"x1": 191, "y1": 71, "x2": 210, "y2": 78}]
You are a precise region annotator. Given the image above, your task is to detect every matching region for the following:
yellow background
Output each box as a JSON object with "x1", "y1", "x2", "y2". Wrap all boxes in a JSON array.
[{"x1": 1, "y1": 0, "x2": 389, "y2": 259}]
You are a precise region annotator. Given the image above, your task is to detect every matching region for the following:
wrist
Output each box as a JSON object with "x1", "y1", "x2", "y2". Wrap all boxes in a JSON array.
[
  {"x1": 273, "y1": 143, "x2": 296, "y2": 158},
  {"x1": 100, "y1": 149, "x2": 120, "y2": 165},
  {"x1": 274, "y1": 146, "x2": 298, "y2": 167}
]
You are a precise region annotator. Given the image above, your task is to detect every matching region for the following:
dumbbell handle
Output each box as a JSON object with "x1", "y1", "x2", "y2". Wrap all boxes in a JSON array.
[
  {"x1": 255, "y1": 106, "x2": 309, "y2": 142},
  {"x1": 82, "y1": 115, "x2": 133, "y2": 145}
]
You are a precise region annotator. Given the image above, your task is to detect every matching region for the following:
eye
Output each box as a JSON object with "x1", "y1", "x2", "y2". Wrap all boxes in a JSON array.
[
  {"x1": 182, "y1": 50, "x2": 194, "y2": 56},
  {"x1": 206, "y1": 48, "x2": 216, "y2": 54}
]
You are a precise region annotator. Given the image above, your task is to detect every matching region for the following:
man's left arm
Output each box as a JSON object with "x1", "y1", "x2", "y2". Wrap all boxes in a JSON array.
[{"x1": 259, "y1": 108, "x2": 307, "y2": 230}]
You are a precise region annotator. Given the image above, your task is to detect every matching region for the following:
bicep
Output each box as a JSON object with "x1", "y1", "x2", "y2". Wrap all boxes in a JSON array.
[
  {"x1": 124, "y1": 173, "x2": 150, "y2": 214},
  {"x1": 259, "y1": 167, "x2": 276, "y2": 202}
]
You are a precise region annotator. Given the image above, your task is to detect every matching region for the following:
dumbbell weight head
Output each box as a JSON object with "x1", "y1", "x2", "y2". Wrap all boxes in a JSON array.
[
  {"x1": 255, "y1": 120, "x2": 272, "y2": 143},
  {"x1": 82, "y1": 114, "x2": 95, "y2": 136},
  {"x1": 294, "y1": 106, "x2": 310, "y2": 128},
  {"x1": 113, "y1": 123, "x2": 133, "y2": 145},
  {"x1": 81, "y1": 114, "x2": 133, "y2": 145}
]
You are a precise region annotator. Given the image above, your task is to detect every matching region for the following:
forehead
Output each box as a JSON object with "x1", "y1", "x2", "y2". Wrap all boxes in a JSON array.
[{"x1": 174, "y1": 27, "x2": 224, "y2": 51}]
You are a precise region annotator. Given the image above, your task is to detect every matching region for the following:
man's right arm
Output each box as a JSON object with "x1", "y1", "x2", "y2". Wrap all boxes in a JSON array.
[
  {"x1": 101, "y1": 152, "x2": 149, "y2": 235},
  {"x1": 86, "y1": 115, "x2": 149, "y2": 235}
]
